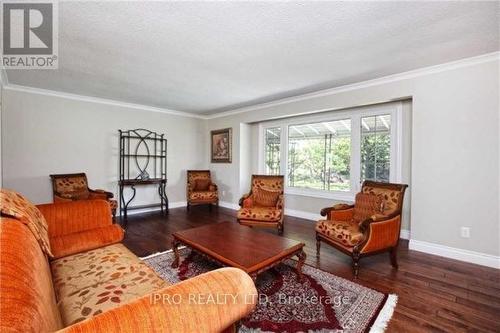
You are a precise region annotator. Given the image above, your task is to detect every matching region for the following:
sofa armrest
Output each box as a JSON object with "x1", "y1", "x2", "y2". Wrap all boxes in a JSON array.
[
  {"x1": 37, "y1": 200, "x2": 113, "y2": 238},
  {"x1": 57, "y1": 267, "x2": 258, "y2": 333}
]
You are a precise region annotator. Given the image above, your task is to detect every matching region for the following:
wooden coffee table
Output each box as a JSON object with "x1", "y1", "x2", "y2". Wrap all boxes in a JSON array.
[{"x1": 171, "y1": 221, "x2": 306, "y2": 281}]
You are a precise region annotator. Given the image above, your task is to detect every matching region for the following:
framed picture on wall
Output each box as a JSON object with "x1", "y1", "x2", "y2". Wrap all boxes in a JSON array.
[{"x1": 211, "y1": 128, "x2": 232, "y2": 163}]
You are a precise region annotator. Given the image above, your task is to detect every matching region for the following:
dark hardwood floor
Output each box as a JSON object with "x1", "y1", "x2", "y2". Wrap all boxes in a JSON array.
[{"x1": 121, "y1": 206, "x2": 500, "y2": 333}]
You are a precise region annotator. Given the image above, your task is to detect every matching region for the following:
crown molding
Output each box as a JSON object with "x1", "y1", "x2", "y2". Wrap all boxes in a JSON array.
[
  {"x1": 2, "y1": 84, "x2": 208, "y2": 119},
  {"x1": 205, "y1": 51, "x2": 500, "y2": 119},
  {"x1": 1, "y1": 51, "x2": 498, "y2": 120}
]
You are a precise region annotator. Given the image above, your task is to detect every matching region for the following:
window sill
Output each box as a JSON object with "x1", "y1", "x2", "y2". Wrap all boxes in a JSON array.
[{"x1": 284, "y1": 187, "x2": 355, "y2": 202}]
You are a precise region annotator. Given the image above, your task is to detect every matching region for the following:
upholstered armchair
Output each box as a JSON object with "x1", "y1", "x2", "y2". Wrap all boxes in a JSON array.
[
  {"x1": 237, "y1": 175, "x2": 285, "y2": 234},
  {"x1": 316, "y1": 180, "x2": 408, "y2": 278},
  {"x1": 186, "y1": 170, "x2": 219, "y2": 210},
  {"x1": 50, "y1": 173, "x2": 117, "y2": 219}
]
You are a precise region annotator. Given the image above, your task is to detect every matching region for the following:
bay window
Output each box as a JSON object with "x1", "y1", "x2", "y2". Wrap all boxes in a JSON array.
[{"x1": 260, "y1": 102, "x2": 402, "y2": 200}]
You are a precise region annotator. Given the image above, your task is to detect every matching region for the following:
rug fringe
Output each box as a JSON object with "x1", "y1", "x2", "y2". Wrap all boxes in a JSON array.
[
  {"x1": 370, "y1": 294, "x2": 398, "y2": 333},
  {"x1": 139, "y1": 246, "x2": 186, "y2": 260}
]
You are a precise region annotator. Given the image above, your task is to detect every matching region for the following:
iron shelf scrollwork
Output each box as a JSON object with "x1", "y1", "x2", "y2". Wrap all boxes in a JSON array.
[{"x1": 118, "y1": 129, "x2": 169, "y2": 222}]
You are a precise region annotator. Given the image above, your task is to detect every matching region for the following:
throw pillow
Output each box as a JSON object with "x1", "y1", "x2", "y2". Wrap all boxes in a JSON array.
[
  {"x1": 353, "y1": 193, "x2": 384, "y2": 223},
  {"x1": 194, "y1": 179, "x2": 210, "y2": 191},
  {"x1": 0, "y1": 189, "x2": 53, "y2": 257},
  {"x1": 253, "y1": 187, "x2": 280, "y2": 207}
]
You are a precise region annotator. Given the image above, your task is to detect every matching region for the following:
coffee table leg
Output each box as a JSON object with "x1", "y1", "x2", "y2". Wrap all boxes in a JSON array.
[
  {"x1": 296, "y1": 250, "x2": 306, "y2": 281},
  {"x1": 171, "y1": 238, "x2": 180, "y2": 268}
]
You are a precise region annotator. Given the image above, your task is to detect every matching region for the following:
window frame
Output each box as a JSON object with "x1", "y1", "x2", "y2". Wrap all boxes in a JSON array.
[{"x1": 258, "y1": 102, "x2": 403, "y2": 201}]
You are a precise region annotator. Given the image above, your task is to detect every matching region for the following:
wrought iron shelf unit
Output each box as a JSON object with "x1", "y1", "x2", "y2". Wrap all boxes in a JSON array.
[{"x1": 118, "y1": 129, "x2": 169, "y2": 221}]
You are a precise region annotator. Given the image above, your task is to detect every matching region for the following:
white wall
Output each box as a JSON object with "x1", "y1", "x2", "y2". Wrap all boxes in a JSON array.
[
  {"x1": 2, "y1": 88, "x2": 206, "y2": 206},
  {"x1": 207, "y1": 56, "x2": 499, "y2": 257}
]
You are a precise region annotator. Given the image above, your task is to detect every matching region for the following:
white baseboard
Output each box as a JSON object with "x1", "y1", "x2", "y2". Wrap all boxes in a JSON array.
[
  {"x1": 124, "y1": 201, "x2": 186, "y2": 216},
  {"x1": 219, "y1": 201, "x2": 240, "y2": 210},
  {"x1": 219, "y1": 201, "x2": 411, "y2": 240},
  {"x1": 409, "y1": 239, "x2": 500, "y2": 269}
]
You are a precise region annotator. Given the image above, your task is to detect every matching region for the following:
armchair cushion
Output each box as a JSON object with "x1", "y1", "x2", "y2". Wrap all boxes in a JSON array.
[
  {"x1": 237, "y1": 207, "x2": 282, "y2": 222},
  {"x1": 189, "y1": 191, "x2": 218, "y2": 201},
  {"x1": 352, "y1": 193, "x2": 383, "y2": 223},
  {"x1": 316, "y1": 220, "x2": 365, "y2": 247},
  {"x1": 253, "y1": 187, "x2": 280, "y2": 207},
  {"x1": 194, "y1": 179, "x2": 211, "y2": 191}
]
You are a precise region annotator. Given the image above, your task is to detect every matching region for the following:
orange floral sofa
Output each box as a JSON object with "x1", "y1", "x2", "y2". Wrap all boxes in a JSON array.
[
  {"x1": 237, "y1": 175, "x2": 285, "y2": 234},
  {"x1": 0, "y1": 189, "x2": 257, "y2": 333}
]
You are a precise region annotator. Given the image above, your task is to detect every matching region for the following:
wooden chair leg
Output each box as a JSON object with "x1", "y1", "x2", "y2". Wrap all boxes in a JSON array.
[
  {"x1": 278, "y1": 223, "x2": 284, "y2": 235},
  {"x1": 352, "y1": 253, "x2": 360, "y2": 279},
  {"x1": 390, "y1": 247, "x2": 399, "y2": 269}
]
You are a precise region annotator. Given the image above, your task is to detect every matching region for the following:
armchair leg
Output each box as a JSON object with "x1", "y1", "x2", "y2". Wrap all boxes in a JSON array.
[
  {"x1": 278, "y1": 224, "x2": 284, "y2": 235},
  {"x1": 390, "y1": 247, "x2": 398, "y2": 269},
  {"x1": 352, "y1": 252, "x2": 360, "y2": 279},
  {"x1": 316, "y1": 235, "x2": 321, "y2": 258},
  {"x1": 209, "y1": 203, "x2": 212, "y2": 211},
  {"x1": 187, "y1": 203, "x2": 190, "y2": 211}
]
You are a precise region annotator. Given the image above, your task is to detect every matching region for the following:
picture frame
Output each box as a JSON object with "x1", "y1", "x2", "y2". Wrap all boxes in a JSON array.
[{"x1": 211, "y1": 128, "x2": 232, "y2": 163}]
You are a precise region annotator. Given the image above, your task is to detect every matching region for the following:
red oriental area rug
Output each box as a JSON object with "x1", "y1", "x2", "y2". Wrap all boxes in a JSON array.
[{"x1": 143, "y1": 248, "x2": 397, "y2": 333}]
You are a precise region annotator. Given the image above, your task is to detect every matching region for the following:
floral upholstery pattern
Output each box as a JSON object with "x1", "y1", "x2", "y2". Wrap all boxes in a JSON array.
[
  {"x1": 54, "y1": 176, "x2": 90, "y2": 200},
  {"x1": 362, "y1": 186, "x2": 401, "y2": 215},
  {"x1": 189, "y1": 191, "x2": 218, "y2": 201},
  {"x1": 58, "y1": 264, "x2": 168, "y2": 326},
  {"x1": 316, "y1": 220, "x2": 365, "y2": 247},
  {"x1": 252, "y1": 176, "x2": 284, "y2": 192},
  {"x1": 187, "y1": 170, "x2": 218, "y2": 205},
  {"x1": 51, "y1": 243, "x2": 169, "y2": 326},
  {"x1": 237, "y1": 207, "x2": 282, "y2": 222},
  {"x1": 0, "y1": 189, "x2": 53, "y2": 257},
  {"x1": 51, "y1": 244, "x2": 142, "y2": 299}
]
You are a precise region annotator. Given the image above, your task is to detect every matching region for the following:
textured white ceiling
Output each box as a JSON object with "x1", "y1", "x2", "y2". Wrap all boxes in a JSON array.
[{"x1": 6, "y1": 1, "x2": 499, "y2": 114}]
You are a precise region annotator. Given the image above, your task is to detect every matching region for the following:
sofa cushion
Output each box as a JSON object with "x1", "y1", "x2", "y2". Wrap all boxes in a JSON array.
[
  {"x1": 237, "y1": 207, "x2": 282, "y2": 222},
  {"x1": 316, "y1": 220, "x2": 365, "y2": 247},
  {"x1": 51, "y1": 243, "x2": 146, "y2": 300},
  {"x1": 57, "y1": 261, "x2": 167, "y2": 326},
  {"x1": 0, "y1": 189, "x2": 53, "y2": 257},
  {"x1": 352, "y1": 193, "x2": 383, "y2": 223}
]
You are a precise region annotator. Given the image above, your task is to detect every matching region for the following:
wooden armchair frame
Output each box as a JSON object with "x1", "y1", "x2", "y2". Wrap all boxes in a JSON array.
[{"x1": 316, "y1": 180, "x2": 408, "y2": 278}]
